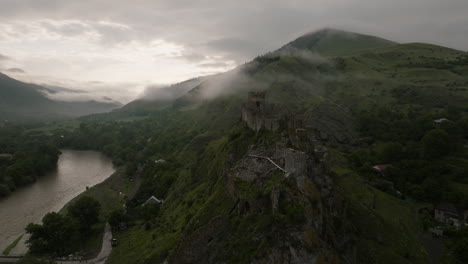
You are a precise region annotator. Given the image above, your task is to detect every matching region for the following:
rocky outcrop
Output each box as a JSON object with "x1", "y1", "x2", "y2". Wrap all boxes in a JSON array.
[
  {"x1": 168, "y1": 94, "x2": 356, "y2": 264},
  {"x1": 303, "y1": 101, "x2": 356, "y2": 145},
  {"x1": 236, "y1": 143, "x2": 355, "y2": 263}
]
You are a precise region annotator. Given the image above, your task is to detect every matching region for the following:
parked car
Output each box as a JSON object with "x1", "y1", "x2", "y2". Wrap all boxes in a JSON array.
[{"x1": 111, "y1": 238, "x2": 118, "y2": 247}]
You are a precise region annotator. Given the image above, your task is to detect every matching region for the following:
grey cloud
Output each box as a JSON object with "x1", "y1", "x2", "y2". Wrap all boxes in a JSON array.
[
  {"x1": 38, "y1": 20, "x2": 139, "y2": 46},
  {"x1": 0, "y1": 0, "x2": 467, "y2": 96},
  {"x1": 0, "y1": 0, "x2": 467, "y2": 59},
  {"x1": 0, "y1": 54, "x2": 9, "y2": 61},
  {"x1": 37, "y1": 81, "x2": 139, "y2": 103},
  {"x1": 40, "y1": 21, "x2": 91, "y2": 37},
  {"x1": 92, "y1": 22, "x2": 138, "y2": 45},
  {"x1": 172, "y1": 50, "x2": 206, "y2": 63},
  {"x1": 198, "y1": 62, "x2": 231, "y2": 68},
  {"x1": 6, "y1": 68, "x2": 25, "y2": 73}
]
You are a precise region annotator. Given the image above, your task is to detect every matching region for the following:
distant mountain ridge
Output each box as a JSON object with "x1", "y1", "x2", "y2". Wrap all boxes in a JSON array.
[{"x1": 0, "y1": 72, "x2": 122, "y2": 122}]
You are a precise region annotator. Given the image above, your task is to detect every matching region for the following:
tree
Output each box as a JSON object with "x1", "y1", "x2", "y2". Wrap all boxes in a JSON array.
[
  {"x1": 140, "y1": 203, "x2": 160, "y2": 221},
  {"x1": 0, "y1": 184, "x2": 10, "y2": 197},
  {"x1": 67, "y1": 196, "x2": 101, "y2": 233},
  {"x1": 26, "y1": 212, "x2": 79, "y2": 256},
  {"x1": 422, "y1": 129, "x2": 451, "y2": 159},
  {"x1": 445, "y1": 227, "x2": 468, "y2": 263},
  {"x1": 108, "y1": 209, "x2": 128, "y2": 228},
  {"x1": 378, "y1": 142, "x2": 404, "y2": 163}
]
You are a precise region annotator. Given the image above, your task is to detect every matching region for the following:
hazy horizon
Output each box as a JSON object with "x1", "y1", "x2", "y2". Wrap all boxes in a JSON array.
[{"x1": 1, "y1": 0, "x2": 467, "y2": 103}]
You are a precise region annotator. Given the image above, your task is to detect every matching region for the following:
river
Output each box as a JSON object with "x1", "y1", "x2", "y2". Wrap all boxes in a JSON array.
[{"x1": 0, "y1": 150, "x2": 115, "y2": 254}]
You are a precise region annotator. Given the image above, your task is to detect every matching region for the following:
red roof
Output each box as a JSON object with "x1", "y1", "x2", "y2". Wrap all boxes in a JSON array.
[{"x1": 372, "y1": 164, "x2": 392, "y2": 172}]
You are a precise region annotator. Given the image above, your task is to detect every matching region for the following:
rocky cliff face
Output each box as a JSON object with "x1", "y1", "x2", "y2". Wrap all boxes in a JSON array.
[
  {"x1": 303, "y1": 102, "x2": 356, "y2": 146},
  {"x1": 164, "y1": 93, "x2": 358, "y2": 264},
  {"x1": 168, "y1": 131, "x2": 355, "y2": 264}
]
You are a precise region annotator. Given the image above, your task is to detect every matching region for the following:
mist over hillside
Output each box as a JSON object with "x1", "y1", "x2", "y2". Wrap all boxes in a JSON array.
[{"x1": 0, "y1": 72, "x2": 122, "y2": 122}]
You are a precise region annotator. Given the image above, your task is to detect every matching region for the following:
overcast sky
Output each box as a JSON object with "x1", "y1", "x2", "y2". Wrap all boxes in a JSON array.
[{"x1": 0, "y1": 0, "x2": 467, "y2": 103}]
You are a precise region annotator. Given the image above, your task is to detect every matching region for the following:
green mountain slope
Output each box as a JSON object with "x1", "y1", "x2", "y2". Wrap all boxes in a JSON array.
[
  {"x1": 120, "y1": 77, "x2": 207, "y2": 114},
  {"x1": 277, "y1": 28, "x2": 397, "y2": 56},
  {"x1": 38, "y1": 29, "x2": 468, "y2": 264},
  {"x1": 0, "y1": 72, "x2": 122, "y2": 122}
]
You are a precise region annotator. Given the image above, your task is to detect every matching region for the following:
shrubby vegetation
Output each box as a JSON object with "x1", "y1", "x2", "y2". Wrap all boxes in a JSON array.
[
  {"x1": 0, "y1": 125, "x2": 61, "y2": 198},
  {"x1": 26, "y1": 196, "x2": 101, "y2": 256},
  {"x1": 443, "y1": 227, "x2": 468, "y2": 264},
  {"x1": 349, "y1": 105, "x2": 468, "y2": 205}
]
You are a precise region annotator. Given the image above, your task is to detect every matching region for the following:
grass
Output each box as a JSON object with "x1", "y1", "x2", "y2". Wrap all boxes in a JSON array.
[
  {"x1": 60, "y1": 168, "x2": 131, "y2": 217},
  {"x1": 106, "y1": 128, "x2": 249, "y2": 264},
  {"x1": 339, "y1": 171, "x2": 429, "y2": 264},
  {"x1": 26, "y1": 120, "x2": 80, "y2": 133},
  {"x1": 2, "y1": 234, "x2": 23, "y2": 255},
  {"x1": 80, "y1": 223, "x2": 106, "y2": 258},
  {"x1": 58, "y1": 168, "x2": 135, "y2": 257}
]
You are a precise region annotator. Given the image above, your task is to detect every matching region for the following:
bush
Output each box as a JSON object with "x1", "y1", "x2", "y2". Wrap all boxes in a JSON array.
[
  {"x1": 26, "y1": 212, "x2": 79, "y2": 256},
  {"x1": 422, "y1": 129, "x2": 451, "y2": 159},
  {"x1": 0, "y1": 184, "x2": 10, "y2": 197},
  {"x1": 281, "y1": 202, "x2": 306, "y2": 225},
  {"x1": 67, "y1": 196, "x2": 101, "y2": 233}
]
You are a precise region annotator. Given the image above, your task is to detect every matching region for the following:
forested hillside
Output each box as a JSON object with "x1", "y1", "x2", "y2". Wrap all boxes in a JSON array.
[
  {"x1": 19, "y1": 29, "x2": 468, "y2": 263},
  {"x1": 0, "y1": 125, "x2": 60, "y2": 197},
  {"x1": 0, "y1": 73, "x2": 121, "y2": 122}
]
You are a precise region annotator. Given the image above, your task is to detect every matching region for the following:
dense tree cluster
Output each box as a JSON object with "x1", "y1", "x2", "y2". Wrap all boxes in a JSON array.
[
  {"x1": 351, "y1": 105, "x2": 468, "y2": 205},
  {"x1": 26, "y1": 196, "x2": 101, "y2": 256},
  {"x1": 444, "y1": 227, "x2": 468, "y2": 264},
  {"x1": 0, "y1": 125, "x2": 61, "y2": 197}
]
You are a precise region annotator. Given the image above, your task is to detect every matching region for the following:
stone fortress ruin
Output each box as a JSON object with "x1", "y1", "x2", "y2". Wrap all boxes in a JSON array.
[
  {"x1": 241, "y1": 92, "x2": 281, "y2": 131},
  {"x1": 240, "y1": 91, "x2": 331, "y2": 181}
]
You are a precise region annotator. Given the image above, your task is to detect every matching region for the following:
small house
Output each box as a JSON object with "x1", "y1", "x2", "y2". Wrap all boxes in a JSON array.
[
  {"x1": 434, "y1": 203, "x2": 467, "y2": 227},
  {"x1": 428, "y1": 227, "x2": 443, "y2": 237},
  {"x1": 0, "y1": 154, "x2": 13, "y2": 159},
  {"x1": 433, "y1": 118, "x2": 449, "y2": 127},
  {"x1": 372, "y1": 164, "x2": 392, "y2": 177},
  {"x1": 142, "y1": 196, "x2": 163, "y2": 206}
]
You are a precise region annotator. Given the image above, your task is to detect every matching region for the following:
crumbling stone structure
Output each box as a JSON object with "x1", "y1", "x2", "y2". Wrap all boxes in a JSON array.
[{"x1": 241, "y1": 92, "x2": 280, "y2": 131}]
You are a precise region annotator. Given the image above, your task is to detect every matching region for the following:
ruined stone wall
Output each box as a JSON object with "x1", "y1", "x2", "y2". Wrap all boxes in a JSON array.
[
  {"x1": 241, "y1": 92, "x2": 282, "y2": 132},
  {"x1": 247, "y1": 91, "x2": 266, "y2": 105},
  {"x1": 241, "y1": 105, "x2": 266, "y2": 131},
  {"x1": 264, "y1": 116, "x2": 280, "y2": 131}
]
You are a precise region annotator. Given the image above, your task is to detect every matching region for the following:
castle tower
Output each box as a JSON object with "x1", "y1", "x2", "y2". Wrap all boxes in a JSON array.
[
  {"x1": 242, "y1": 92, "x2": 267, "y2": 131},
  {"x1": 247, "y1": 92, "x2": 266, "y2": 112}
]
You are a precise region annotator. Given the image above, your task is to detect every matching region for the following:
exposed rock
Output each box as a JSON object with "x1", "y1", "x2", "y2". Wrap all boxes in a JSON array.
[
  {"x1": 241, "y1": 92, "x2": 281, "y2": 131},
  {"x1": 168, "y1": 95, "x2": 356, "y2": 264},
  {"x1": 303, "y1": 101, "x2": 356, "y2": 145}
]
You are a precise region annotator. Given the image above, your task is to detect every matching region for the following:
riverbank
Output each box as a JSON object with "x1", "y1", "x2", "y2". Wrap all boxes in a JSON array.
[
  {"x1": 57, "y1": 167, "x2": 136, "y2": 258},
  {"x1": 1, "y1": 167, "x2": 131, "y2": 260},
  {"x1": 0, "y1": 150, "x2": 116, "y2": 256},
  {"x1": 59, "y1": 168, "x2": 130, "y2": 216}
]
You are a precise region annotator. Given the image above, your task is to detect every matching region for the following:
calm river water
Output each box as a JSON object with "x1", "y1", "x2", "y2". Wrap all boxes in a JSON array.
[{"x1": 0, "y1": 150, "x2": 115, "y2": 253}]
